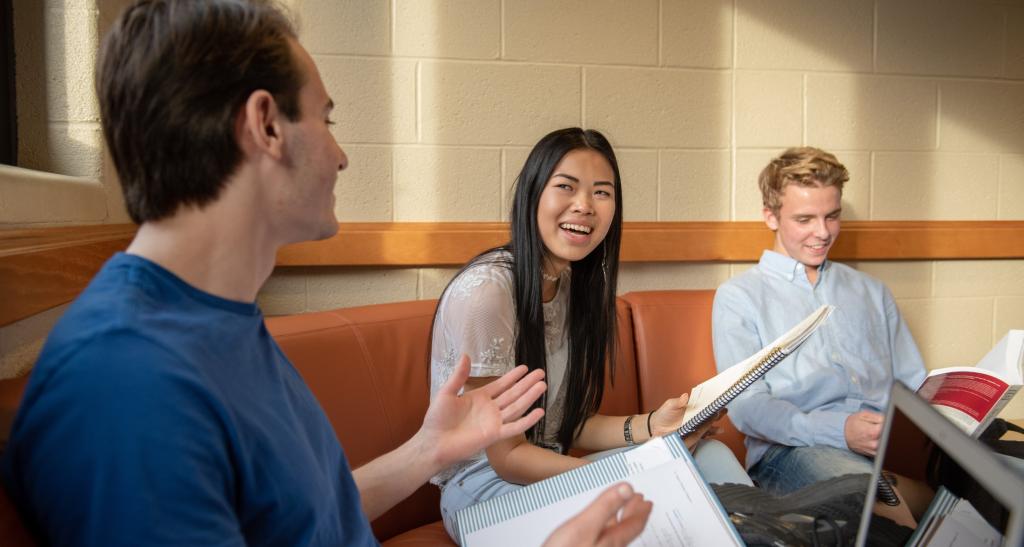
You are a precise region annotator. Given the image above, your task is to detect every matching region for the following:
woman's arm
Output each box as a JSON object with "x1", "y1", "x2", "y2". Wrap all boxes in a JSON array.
[
  {"x1": 466, "y1": 376, "x2": 589, "y2": 485},
  {"x1": 575, "y1": 394, "x2": 724, "y2": 452}
]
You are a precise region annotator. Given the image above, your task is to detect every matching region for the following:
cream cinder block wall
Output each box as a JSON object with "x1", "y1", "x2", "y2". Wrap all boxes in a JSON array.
[
  {"x1": 2, "y1": 0, "x2": 1023, "y2": 421},
  {"x1": 261, "y1": 0, "x2": 1024, "y2": 416}
]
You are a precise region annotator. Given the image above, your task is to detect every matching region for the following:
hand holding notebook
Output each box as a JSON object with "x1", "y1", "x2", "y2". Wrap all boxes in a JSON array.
[{"x1": 677, "y1": 304, "x2": 834, "y2": 436}]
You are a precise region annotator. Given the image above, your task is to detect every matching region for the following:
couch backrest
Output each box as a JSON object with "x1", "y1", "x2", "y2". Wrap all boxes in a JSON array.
[
  {"x1": 266, "y1": 298, "x2": 641, "y2": 541},
  {"x1": 621, "y1": 290, "x2": 747, "y2": 462}
]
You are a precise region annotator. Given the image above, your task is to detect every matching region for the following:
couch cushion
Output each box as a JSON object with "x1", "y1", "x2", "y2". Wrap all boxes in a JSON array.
[
  {"x1": 381, "y1": 520, "x2": 453, "y2": 546},
  {"x1": 0, "y1": 375, "x2": 36, "y2": 546},
  {"x1": 267, "y1": 296, "x2": 644, "y2": 541},
  {"x1": 621, "y1": 290, "x2": 746, "y2": 462},
  {"x1": 267, "y1": 299, "x2": 441, "y2": 542}
]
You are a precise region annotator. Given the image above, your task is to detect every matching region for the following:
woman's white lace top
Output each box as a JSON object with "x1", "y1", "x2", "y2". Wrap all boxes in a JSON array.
[{"x1": 429, "y1": 252, "x2": 570, "y2": 486}]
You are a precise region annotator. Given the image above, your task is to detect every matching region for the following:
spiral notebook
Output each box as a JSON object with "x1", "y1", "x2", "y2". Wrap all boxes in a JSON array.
[{"x1": 678, "y1": 304, "x2": 834, "y2": 436}]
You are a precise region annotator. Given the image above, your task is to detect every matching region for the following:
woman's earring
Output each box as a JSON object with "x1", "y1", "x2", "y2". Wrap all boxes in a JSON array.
[{"x1": 601, "y1": 244, "x2": 608, "y2": 283}]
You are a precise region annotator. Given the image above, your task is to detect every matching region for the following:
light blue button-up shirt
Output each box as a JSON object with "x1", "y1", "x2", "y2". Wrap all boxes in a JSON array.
[{"x1": 712, "y1": 250, "x2": 927, "y2": 469}]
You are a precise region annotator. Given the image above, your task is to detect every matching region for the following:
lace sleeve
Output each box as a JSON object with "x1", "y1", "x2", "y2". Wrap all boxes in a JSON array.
[{"x1": 432, "y1": 265, "x2": 517, "y2": 382}]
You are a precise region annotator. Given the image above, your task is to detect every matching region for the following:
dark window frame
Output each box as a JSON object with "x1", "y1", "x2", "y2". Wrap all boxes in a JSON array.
[{"x1": 1, "y1": 0, "x2": 16, "y2": 165}]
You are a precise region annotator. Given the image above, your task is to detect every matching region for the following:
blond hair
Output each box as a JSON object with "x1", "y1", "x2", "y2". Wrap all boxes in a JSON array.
[{"x1": 759, "y1": 147, "x2": 848, "y2": 214}]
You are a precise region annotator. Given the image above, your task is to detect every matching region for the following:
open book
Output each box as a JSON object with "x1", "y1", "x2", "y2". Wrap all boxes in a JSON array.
[
  {"x1": 678, "y1": 304, "x2": 834, "y2": 435},
  {"x1": 916, "y1": 330, "x2": 1023, "y2": 437}
]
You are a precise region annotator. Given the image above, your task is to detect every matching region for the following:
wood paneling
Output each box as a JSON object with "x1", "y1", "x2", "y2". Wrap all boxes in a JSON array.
[
  {"x1": 3, "y1": 221, "x2": 1023, "y2": 326},
  {"x1": 0, "y1": 225, "x2": 136, "y2": 327}
]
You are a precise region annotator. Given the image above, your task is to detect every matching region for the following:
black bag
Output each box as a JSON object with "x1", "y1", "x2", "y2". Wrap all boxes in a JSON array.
[
  {"x1": 712, "y1": 473, "x2": 877, "y2": 547},
  {"x1": 980, "y1": 418, "x2": 1024, "y2": 460}
]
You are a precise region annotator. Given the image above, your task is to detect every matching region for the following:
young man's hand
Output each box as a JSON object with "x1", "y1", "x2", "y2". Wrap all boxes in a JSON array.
[
  {"x1": 844, "y1": 410, "x2": 884, "y2": 456},
  {"x1": 543, "y1": 483, "x2": 652, "y2": 547},
  {"x1": 419, "y1": 354, "x2": 546, "y2": 470}
]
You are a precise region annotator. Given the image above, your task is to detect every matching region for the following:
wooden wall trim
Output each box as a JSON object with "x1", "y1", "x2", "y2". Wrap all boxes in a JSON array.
[{"x1": 3, "y1": 220, "x2": 1023, "y2": 326}]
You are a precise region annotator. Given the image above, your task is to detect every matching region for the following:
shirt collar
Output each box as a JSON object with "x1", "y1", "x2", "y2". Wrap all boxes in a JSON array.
[{"x1": 758, "y1": 249, "x2": 830, "y2": 285}]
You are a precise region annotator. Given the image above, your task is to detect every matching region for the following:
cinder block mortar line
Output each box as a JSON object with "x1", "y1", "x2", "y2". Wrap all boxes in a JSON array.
[
  {"x1": 415, "y1": 61, "x2": 422, "y2": 144},
  {"x1": 991, "y1": 296, "x2": 1000, "y2": 347},
  {"x1": 580, "y1": 68, "x2": 586, "y2": 126},
  {"x1": 45, "y1": 121, "x2": 103, "y2": 131},
  {"x1": 996, "y1": 155, "x2": 1004, "y2": 220},
  {"x1": 389, "y1": 0, "x2": 396, "y2": 55},
  {"x1": 729, "y1": 0, "x2": 738, "y2": 221},
  {"x1": 657, "y1": 0, "x2": 663, "y2": 67},
  {"x1": 500, "y1": 0, "x2": 506, "y2": 59},
  {"x1": 1001, "y1": 8, "x2": 1009, "y2": 78},
  {"x1": 656, "y1": 149, "x2": 662, "y2": 221},
  {"x1": 801, "y1": 73, "x2": 808, "y2": 146},
  {"x1": 302, "y1": 274, "x2": 309, "y2": 314},
  {"x1": 934, "y1": 83, "x2": 941, "y2": 150},
  {"x1": 499, "y1": 148, "x2": 506, "y2": 221},
  {"x1": 314, "y1": 51, "x2": 1024, "y2": 84},
  {"x1": 929, "y1": 261, "x2": 936, "y2": 299},
  {"x1": 868, "y1": 151, "x2": 875, "y2": 219},
  {"x1": 348, "y1": 144, "x2": 735, "y2": 152},
  {"x1": 314, "y1": 52, "x2": 723, "y2": 72},
  {"x1": 872, "y1": 0, "x2": 878, "y2": 73}
]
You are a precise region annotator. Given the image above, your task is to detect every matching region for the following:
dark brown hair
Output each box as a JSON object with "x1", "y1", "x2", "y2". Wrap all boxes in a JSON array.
[{"x1": 97, "y1": 0, "x2": 303, "y2": 223}]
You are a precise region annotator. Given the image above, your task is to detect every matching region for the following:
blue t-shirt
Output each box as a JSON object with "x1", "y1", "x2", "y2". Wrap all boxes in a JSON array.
[{"x1": 0, "y1": 253, "x2": 376, "y2": 546}]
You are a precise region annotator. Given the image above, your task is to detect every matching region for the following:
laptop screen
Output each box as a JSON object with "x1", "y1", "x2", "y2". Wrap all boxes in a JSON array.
[{"x1": 855, "y1": 383, "x2": 1024, "y2": 546}]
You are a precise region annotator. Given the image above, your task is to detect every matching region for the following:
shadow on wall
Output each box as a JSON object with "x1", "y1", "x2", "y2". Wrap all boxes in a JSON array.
[{"x1": 739, "y1": 0, "x2": 1022, "y2": 223}]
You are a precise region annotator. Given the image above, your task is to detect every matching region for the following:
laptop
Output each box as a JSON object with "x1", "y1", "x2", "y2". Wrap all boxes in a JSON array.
[{"x1": 854, "y1": 382, "x2": 1024, "y2": 546}]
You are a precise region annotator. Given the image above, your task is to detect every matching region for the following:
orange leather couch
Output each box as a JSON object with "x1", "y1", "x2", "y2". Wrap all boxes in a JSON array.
[{"x1": 0, "y1": 290, "x2": 743, "y2": 545}]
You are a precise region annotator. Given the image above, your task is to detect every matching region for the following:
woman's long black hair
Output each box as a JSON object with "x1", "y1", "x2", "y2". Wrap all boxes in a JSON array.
[{"x1": 433, "y1": 127, "x2": 623, "y2": 452}]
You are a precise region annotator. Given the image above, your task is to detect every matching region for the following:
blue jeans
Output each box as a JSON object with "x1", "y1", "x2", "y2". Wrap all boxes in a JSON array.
[
  {"x1": 749, "y1": 444, "x2": 873, "y2": 497},
  {"x1": 439, "y1": 439, "x2": 752, "y2": 541}
]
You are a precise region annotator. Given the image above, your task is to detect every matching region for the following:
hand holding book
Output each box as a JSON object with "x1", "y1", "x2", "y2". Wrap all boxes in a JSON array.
[
  {"x1": 676, "y1": 304, "x2": 835, "y2": 437},
  {"x1": 647, "y1": 392, "x2": 727, "y2": 449}
]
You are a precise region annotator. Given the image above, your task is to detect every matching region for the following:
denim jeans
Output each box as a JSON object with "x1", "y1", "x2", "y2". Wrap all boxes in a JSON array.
[
  {"x1": 439, "y1": 438, "x2": 752, "y2": 541},
  {"x1": 749, "y1": 444, "x2": 873, "y2": 497}
]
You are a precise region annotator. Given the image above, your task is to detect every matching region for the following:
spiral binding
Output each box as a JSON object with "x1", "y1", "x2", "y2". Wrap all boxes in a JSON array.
[
  {"x1": 678, "y1": 346, "x2": 786, "y2": 436},
  {"x1": 875, "y1": 471, "x2": 901, "y2": 507}
]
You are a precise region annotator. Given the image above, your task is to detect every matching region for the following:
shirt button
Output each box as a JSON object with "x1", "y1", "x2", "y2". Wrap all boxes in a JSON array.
[
  {"x1": 831, "y1": 352, "x2": 840, "y2": 362},
  {"x1": 850, "y1": 375, "x2": 858, "y2": 384}
]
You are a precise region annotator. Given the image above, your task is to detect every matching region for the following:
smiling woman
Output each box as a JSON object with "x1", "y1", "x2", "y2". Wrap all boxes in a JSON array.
[{"x1": 424, "y1": 127, "x2": 751, "y2": 542}]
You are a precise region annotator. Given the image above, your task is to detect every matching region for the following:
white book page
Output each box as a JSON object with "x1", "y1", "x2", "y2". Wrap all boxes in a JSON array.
[
  {"x1": 464, "y1": 438, "x2": 740, "y2": 547},
  {"x1": 919, "y1": 499, "x2": 1002, "y2": 547},
  {"x1": 976, "y1": 330, "x2": 1024, "y2": 384}
]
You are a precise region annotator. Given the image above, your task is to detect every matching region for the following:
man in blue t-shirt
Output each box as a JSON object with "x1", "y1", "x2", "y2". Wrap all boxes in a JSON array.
[
  {"x1": 712, "y1": 147, "x2": 927, "y2": 496},
  {"x1": 0, "y1": 1, "x2": 652, "y2": 545}
]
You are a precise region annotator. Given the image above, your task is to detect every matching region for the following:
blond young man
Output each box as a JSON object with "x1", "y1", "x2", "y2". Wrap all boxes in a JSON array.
[{"x1": 711, "y1": 147, "x2": 927, "y2": 496}]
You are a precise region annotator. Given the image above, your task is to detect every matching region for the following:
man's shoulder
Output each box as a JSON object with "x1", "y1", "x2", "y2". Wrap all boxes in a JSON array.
[
  {"x1": 715, "y1": 265, "x2": 764, "y2": 300},
  {"x1": 826, "y1": 261, "x2": 889, "y2": 293}
]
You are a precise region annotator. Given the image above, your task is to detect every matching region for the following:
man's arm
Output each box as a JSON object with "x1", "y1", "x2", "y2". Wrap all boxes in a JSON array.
[
  {"x1": 712, "y1": 286, "x2": 850, "y2": 450},
  {"x1": 352, "y1": 355, "x2": 545, "y2": 520}
]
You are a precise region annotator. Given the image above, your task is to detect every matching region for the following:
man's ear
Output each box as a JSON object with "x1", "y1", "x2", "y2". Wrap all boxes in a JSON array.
[
  {"x1": 763, "y1": 207, "x2": 779, "y2": 231},
  {"x1": 237, "y1": 90, "x2": 284, "y2": 160}
]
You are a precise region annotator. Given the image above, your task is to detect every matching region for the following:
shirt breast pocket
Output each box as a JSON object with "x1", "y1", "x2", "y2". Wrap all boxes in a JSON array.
[{"x1": 833, "y1": 306, "x2": 891, "y2": 368}]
